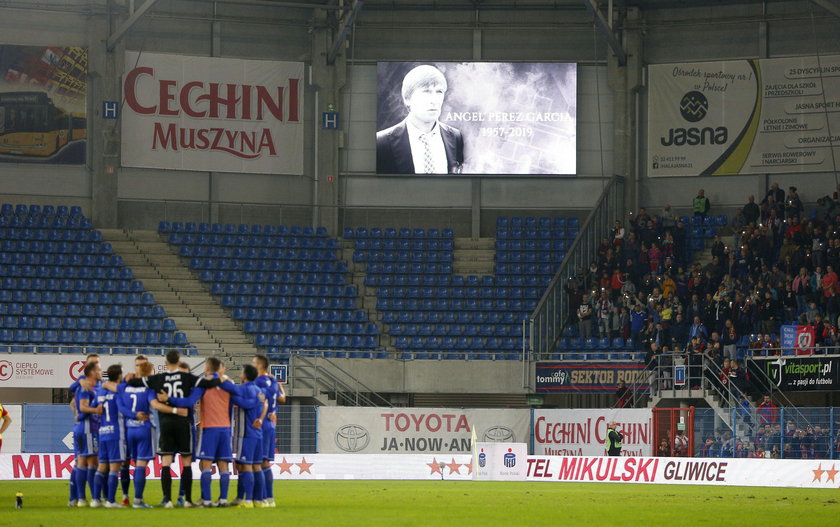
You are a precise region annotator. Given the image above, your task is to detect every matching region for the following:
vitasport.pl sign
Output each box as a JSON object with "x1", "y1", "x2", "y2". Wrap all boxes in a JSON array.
[
  {"x1": 318, "y1": 407, "x2": 530, "y2": 455},
  {"x1": 760, "y1": 356, "x2": 840, "y2": 391}
]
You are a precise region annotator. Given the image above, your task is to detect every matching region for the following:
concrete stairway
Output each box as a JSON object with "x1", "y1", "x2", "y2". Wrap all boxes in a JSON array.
[
  {"x1": 338, "y1": 235, "x2": 498, "y2": 353},
  {"x1": 452, "y1": 237, "x2": 495, "y2": 276},
  {"x1": 99, "y1": 229, "x2": 259, "y2": 364},
  {"x1": 692, "y1": 234, "x2": 733, "y2": 268}
]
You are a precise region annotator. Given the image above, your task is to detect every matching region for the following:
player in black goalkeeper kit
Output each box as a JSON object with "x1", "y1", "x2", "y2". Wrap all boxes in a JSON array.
[
  {"x1": 127, "y1": 350, "x2": 219, "y2": 507},
  {"x1": 605, "y1": 421, "x2": 624, "y2": 456}
]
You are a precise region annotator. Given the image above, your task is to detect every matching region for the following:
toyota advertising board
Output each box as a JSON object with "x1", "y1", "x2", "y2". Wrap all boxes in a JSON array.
[
  {"x1": 0, "y1": 354, "x2": 202, "y2": 388},
  {"x1": 318, "y1": 407, "x2": 530, "y2": 455}
]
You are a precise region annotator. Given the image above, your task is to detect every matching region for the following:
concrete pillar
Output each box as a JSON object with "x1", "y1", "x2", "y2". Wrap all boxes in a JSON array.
[
  {"x1": 311, "y1": 8, "x2": 347, "y2": 235},
  {"x1": 610, "y1": 7, "x2": 643, "y2": 217},
  {"x1": 88, "y1": 17, "x2": 121, "y2": 229}
]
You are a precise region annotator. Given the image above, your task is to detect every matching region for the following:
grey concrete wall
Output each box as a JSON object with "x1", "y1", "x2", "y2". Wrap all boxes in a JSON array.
[{"x1": 289, "y1": 357, "x2": 532, "y2": 396}]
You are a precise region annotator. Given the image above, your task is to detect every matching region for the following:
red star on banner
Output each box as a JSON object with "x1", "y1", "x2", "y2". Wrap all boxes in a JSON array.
[
  {"x1": 465, "y1": 460, "x2": 473, "y2": 475},
  {"x1": 826, "y1": 465, "x2": 839, "y2": 483},
  {"x1": 296, "y1": 457, "x2": 314, "y2": 474},
  {"x1": 276, "y1": 457, "x2": 293, "y2": 475},
  {"x1": 428, "y1": 457, "x2": 442, "y2": 475},
  {"x1": 446, "y1": 458, "x2": 462, "y2": 475},
  {"x1": 812, "y1": 464, "x2": 825, "y2": 482}
]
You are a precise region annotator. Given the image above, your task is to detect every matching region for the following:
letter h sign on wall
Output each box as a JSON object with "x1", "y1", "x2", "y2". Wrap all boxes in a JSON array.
[{"x1": 322, "y1": 111, "x2": 339, "y2": 130}]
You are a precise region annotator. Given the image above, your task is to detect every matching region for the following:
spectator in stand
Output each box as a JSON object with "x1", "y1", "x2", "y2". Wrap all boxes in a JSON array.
[
  {"x1": 743, "y1": 195, "x2": 761, "y2": 226},
  {"x1": 693, "y1": 189, "x2": 711, "y2": 220},
  {"x1": 763, "y1": 182, "x2": 785, "y2": 211},
  {"x1": 688, "y1": 315, "x2": 708, "y2": 342},
  {"x1": 661, "y1": 204, "x2": 676, "y2": 233},
  {"x1": 615, "y1": 381, "x2": 632, "y2": 408},
  {"x1": 658, "y1": 438, "x2": 671, "y2": 457},
  {"x1": 670, "y1": 312, "x2": 689, "y2": 349},
  {"x1": 613, "y1": 220, "x2": 625, "y2": 246},
  {"x1": 821, "y1": 264, "x2": 838, "y2": 299},
  {"x1": 629, "y1": 303, "x2": 647, "y2": 351},
  {"x1": 813, "y1": 425, "x2": 830, "y2": 459},
  {"x1": 757, "y1": 395, "x2": 778, "y2": 425},
  {"x1": 785, "y1": 186, "x2": 804, "y2": 220},
  {"x1": 721, "y1": 319, "x2": 738, "y2": 360},
  {"x1": 792, "y1": 267, "x2": 811, "y2": 316},
  {"x1": 759, "y1": 290, "x2": 779, "y2": 334},
  {"x1": 577, "y1": 293, "x2": 593, "y2": 338},
  {"x1": 673, "y1": 429, "x2": 689, "y2": 457}
]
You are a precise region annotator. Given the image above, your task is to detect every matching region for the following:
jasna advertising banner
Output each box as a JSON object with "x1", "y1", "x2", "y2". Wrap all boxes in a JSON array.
[{"x1": 648, "y1": 55, "x2": 840, "y2": 176}]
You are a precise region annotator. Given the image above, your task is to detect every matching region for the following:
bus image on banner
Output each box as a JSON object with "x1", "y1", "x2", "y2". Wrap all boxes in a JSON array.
[{"x1": 0, "y1": 91, "x2": 86, "y2": 158}]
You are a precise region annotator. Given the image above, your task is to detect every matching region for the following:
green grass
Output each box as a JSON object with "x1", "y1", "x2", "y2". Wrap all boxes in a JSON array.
[{"x1": 0, "y1": 480, "x2": 837, "y2": 526}]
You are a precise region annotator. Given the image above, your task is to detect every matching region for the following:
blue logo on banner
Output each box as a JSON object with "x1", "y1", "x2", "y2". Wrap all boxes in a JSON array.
[
  {"x1": 674, "y1": 365, "x2": 686, "y2": 386},
  {"x1": 503, "y1": 450, "x2": 516, "y2": 468},
  {"x1": 478, "y1": 451, "x2": 486, "y2": 468}
]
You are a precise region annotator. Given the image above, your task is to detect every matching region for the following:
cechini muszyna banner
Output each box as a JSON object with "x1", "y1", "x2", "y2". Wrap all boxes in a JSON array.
[{"x1": 647, "y1": 54, "x2": 840, "y2": 176}]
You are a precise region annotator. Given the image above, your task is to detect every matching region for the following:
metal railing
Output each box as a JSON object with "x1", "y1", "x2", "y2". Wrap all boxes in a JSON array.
[
  {"x1": 290, "y1": 352, "x2": 393, "y2": 407},
  {"x1": 528, "y1": 175, "x2": 625, "y2": 360}
]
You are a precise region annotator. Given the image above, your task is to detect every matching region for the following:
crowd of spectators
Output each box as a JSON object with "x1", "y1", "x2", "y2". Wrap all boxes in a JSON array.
[
  {"x1": 565, "y1": 183, "x2": 840, "y2": 385},
  {"x1": 694, "y1": 395, "x2": 840, "y2": 459}
]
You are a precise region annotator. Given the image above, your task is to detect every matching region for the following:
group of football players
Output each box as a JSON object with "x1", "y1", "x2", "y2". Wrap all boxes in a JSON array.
[{"x1": 67, "y1": 350, "x2": 285, "y2": 508}]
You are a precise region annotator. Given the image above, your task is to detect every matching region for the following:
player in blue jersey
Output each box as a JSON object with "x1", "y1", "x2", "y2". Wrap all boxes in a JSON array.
[
  {"x1": 228, "y1": 365, "x2": 267, "y2": 509},
  {"x1": 117, "y1": 359, "x2": 166, "y2": 508},
  {"x1": 72, "y1": 360, "x2": 102, "y2": 507},
  {"x1": 253, "y1": 354, "x2": 286, "y2": 508},
  {"x1": 68, "y1": 353, "x2": 100, "y2": 507},
  {"x1": 91, "y1": 364, "x2": 128, "y2": 508}
]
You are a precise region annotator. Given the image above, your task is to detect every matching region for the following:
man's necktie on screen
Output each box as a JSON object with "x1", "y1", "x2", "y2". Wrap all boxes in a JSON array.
[{"x1": 419, "y1": 133, "x2": 434, "y2": 173}]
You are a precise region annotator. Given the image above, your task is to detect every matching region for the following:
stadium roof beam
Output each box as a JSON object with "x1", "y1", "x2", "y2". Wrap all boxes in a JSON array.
[
  {"x1": 584, "y1": 0, "x2": 626, "y2": 67},
  {"x1": 327, "y1": 0, "x2": 364, "y2": 64},
  {"x1": 107, "y1": 0, "x2": 161, "y2": 52},
  {"x1": 810, "y1": 0, "x2": 840, "y2": 18}
]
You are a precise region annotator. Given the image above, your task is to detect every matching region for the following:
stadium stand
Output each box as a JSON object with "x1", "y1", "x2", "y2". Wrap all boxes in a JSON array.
[
  {"x1": 0, "y1": 204, "x2": 192, "y2": 355},
  {"x1": 161, "y1": 221, "x2": 381, "y2": 362}
]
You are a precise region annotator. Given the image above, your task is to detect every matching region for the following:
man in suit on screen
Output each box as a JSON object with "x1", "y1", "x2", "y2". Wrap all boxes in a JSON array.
[{"x1": 376, "y1": 65, "x2": 464, "y2": 174}]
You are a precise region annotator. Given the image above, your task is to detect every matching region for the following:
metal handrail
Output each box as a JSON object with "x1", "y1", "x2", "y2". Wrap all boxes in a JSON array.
[
  {"x1": 290, "y1": 352, "x2": 393, "y2": 407},
  {"x1": 612, "y1": 355, "x2": 656, "y2": 409},
  {"x1": 529, "y1": 175, "x2": 625, "y2": 361}
]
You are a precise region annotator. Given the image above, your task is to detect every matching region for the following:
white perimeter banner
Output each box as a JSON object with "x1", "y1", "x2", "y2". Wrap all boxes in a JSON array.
[
  {"x1": 318, "y1": 407, "x2": 531, "y2": 455},
  {"x1": 0, "y1": 354, "x2": 203, "y2": 389},
  {"x1": 526, "y1": 455, "x2": 840, "y2": 489},
  {"x1": 475, "y1": 442, "x2": 528, "y2": 481},
  {"x1": 648, "y1": 54, "x2": 840, "y2": 176},
  {"x1": 2, "y1": 454, "x2": 838, "y2": 488},
  {"x1": 121, "y1": 51, "x2": 304, "y2": 175},
  {"x1": 533, "y1": 409, "x2": 653, "y2": 457},
  {"x1": 0, "y1": 454, "x2": 475, "y2": 481}
]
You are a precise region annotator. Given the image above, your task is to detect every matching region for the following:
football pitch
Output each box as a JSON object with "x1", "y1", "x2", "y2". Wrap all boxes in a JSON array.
[{"x1": 0, "y1": 480, "x2": 837, "y2": 526}]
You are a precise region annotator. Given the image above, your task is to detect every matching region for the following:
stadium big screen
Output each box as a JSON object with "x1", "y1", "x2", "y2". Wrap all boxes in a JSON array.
[{"x1": 376, "y1": 62, "x2": 576, "y2": 175}]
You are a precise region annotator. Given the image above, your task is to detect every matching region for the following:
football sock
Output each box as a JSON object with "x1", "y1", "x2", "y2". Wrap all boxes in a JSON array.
[
  {"x1": 252, "y1": 467, "x2": 264, "y2": 501},
  {"x1": 74, "y1": 466, "x2": 87, "y2": 501},
  {"x1": 69, "y1": 466, "x2": 79, "y2": 501},
  {"x1": 219, "y1": 471, "x2": 230, "y2": 501},
  {"x1": 262, "y1": 467, "x2": 273, "y2": 499},
  {"x1": 107, "y1": 470, "x2": 119, "y2": 504},
  {"x1": 200, "y1": 469, "x2": 212, "y2": 502},
  {"x1": 93, "y1": 470, "x2": 106, "y2": 502},
  {"x1": 120, "y1": 465, "x2": 130, "y2": 496},
  {"x1": 181, "y1": 465, "x2": 193, "y2": 503},
  {"x1": 87, "y1": 467, "x2": 96, "y2": 498},
  {"x1": 236, "y1": 468, "x2": 244, "y2": 500},
  {"x1": 161, "y1": 466, "x2": 172, "y2": 503},
  {"x1": 134, "y1": 467, "x2": 147, "y2": 501},
  {"x1": 241, "y1": 471, "x2": 254, "y2": 501}
]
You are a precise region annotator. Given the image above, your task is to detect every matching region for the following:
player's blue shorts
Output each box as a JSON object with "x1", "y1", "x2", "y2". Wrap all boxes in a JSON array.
[
  {"x1": 261, "y1": 422, "x2": 276, "y2": 462},
  {"x1": 74, "y1": 430, "x2": 99, "y2": 457},
  {"x1": 127, "y1": 426, "x2": 156, "y2": 461},
  {"x1": 196, "y1": 427, "x2": 233, "y2": 462},
  {"x1": 236, "y1": 436, "x2": 262, "y2": 465},
  {"x1": 99, "y1": 437, "x2": 127, "y2": 464}
]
